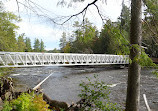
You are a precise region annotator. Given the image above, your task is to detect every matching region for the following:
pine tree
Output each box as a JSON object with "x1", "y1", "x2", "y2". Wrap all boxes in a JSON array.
[
  {"x1": 33, "y1": 38, "x2": 40, "y2": 52},
  {"x1": 17, "y1": 33, "x2": 26, "y2": 52},
  {"x1": 25, "y1": 37, "x2": 32, "y2": 52},
  {"x1": 119, "y1": 2, "x2": 131, "y2": 32},
  {"x1": 40, "y1": 39, "x2": 45, "y2": 52},
  {"x1": 59, "y1": 32, "x2": 67, "y2": 52}
]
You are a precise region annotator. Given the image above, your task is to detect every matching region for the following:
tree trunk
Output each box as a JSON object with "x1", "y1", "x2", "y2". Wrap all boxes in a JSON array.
[{"x1": 125, "y1": 0, "x2": 142, "y2": 111}]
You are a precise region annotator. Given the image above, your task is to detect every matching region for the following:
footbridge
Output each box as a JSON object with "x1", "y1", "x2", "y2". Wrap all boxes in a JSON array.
[{"x1": 0, "y1": 52, "x2": 129, "y2": 67}]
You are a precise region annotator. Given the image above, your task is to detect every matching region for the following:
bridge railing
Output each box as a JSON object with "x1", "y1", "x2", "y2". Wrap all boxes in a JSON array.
[{"x1": 0, "y1": 52, "x2": 129, "y2": 67}]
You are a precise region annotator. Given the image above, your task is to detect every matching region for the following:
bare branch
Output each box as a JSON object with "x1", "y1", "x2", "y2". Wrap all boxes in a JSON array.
[
  {"x1": 14, "y1": 0, "x2": 109, "y2": 26},
  {"x1": 15, "y1": 0, "x2": 20, "y2": 12},
  {"x1": 143, "y1": 19, "x2": 157, "y2": 36},
  {"x1": 93, "y1": 3, "x2": 105, "y2": 24},
  {"x1": 61, "y1": 0, "x2": 98, "y2": 25}
]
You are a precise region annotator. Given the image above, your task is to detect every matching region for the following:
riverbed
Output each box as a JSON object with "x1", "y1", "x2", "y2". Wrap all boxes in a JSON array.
[{"x1": 10, "y1": 66, "x2": 158, "y2": 111}]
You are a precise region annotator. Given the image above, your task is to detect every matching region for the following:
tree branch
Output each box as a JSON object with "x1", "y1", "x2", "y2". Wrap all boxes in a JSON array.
[{"x1": 60, "y1": 0, "x2": 98, "y2": 25}]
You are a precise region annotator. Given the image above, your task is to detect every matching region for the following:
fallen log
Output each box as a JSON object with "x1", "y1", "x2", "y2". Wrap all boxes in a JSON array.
[
  {"x1": 143, "y1": 94, "x2": 151, "y2": 111},
  {"x1": 32, "y1": 73, "x2": 69, "y2": 110},
  {"x1": 33, "y1": 73, "x2": 52, "y2": 90}
]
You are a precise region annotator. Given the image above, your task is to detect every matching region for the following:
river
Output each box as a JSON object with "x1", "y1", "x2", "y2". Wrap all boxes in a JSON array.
[{"x1": 10, "y1": 66, "x2": 158, "y2": 111}]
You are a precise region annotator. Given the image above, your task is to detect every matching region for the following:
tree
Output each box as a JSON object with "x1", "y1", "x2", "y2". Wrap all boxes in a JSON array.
[
  {"x1": 96, "y1": 22, "x2": 114, "y2": 54},
  {"x1": 119, "y1": 2, "x2": 131, "y2": 33},
  {"x1": 63, "y1": 43, "x2": 71, "y2": 53},
  {"x1": 69, "y1": 19, "x2": 98, "y2": 53},
  {"x1": 0, "y1": 2, "x2": 20, "y2": 52},
  {"x1": 125, "y1": 0, "x2": 142, "y2": 111},
  {"x1": 40, "y1": 39, "x2": 45, "y2": 52},
  {"x1": 47, "y1": 48, "x2": 60, "y2": 53},
  {"x1": 17, "y1": 33, "x2": 26, "y2": 52},
  {"x1": 59, "y1": 32, "x2": 67, "y2": 52},
  {"x1": 33, "y1": 38, "x2": 40, "y2": 52},
  {"x1": 142, "y1": 0, "x2": 158, "y2": 57},
  {"x1": 92, "y1": 19, "x2": 129, "y2": 55},
  {"x1": 25, "y1": 37, "x2": 32, "y2": 52}
]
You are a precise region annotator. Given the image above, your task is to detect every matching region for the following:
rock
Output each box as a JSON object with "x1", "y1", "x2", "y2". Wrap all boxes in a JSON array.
[{"x1": 43, "y1": 93, "x2": 69, "y2": 110}]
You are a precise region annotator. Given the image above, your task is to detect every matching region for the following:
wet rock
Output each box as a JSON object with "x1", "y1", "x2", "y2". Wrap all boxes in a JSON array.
[{"x1": 43, "y1": 93, "x2": 69, "y2": 110}]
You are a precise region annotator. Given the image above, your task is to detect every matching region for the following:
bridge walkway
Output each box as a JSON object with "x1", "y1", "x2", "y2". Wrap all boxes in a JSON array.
[{"x1": 0, "y1": 52, "x2": 129, "y2": 67}]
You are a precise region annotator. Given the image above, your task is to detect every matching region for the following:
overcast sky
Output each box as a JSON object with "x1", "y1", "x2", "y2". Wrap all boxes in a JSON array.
[{"x1": 3, "y1": 0, "x2": 130, "y2": 50}]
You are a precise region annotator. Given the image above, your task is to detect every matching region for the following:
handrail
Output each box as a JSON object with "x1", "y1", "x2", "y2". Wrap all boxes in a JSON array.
[{"x1": 0, "y1": 52, "x2": 129, "y2": 67}]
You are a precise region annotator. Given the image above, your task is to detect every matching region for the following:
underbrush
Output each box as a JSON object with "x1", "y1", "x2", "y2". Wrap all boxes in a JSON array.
[
  {"x1": 1, "y1": 75, "x2": 122, "y2": 111},
  {"x1": 2, "y1": 92, "x2": 51, "y2": 111},
  {"x1": 78, "y1": 75, "x2": 122, "y2": 111},
  {"x1": 0, "y1": 68, "x2": 12, "y2": 77}
]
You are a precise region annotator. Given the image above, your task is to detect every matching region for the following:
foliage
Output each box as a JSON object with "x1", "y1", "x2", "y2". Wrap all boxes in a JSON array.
[
  {"x1": 33, "y1": 38, "x2": 40, "y2": 52},
  {"x1": 40, "y1": 39, "x2": 45, "y2": 52},
  {"x1": 130, "y1": 44, "x2": 156, "y2": 67},
  {"x1": 78, "y1": 75, "x2": 121, "y2": 111},
  {"x1": 118, "y1": 2, "x2": 131, "y2": 33},
  {"x1": 152, "y1": 70, "x2": 158, "y2": 77},
  {"x1": 25, "y1": 37, "x2": 32, "y2": 52},
  {"x1": 0, "y1": 2, "x2": 35, "y2": 53},
  {"x1": 2, "y1": 92, "x2": 51, "y2": 111},
  {"x1": 47, "y1": 48, "x2": 60, "y2": 53},
  {"x1": 0, "y1": 68, "x2": 12, "y2": 77},
  {"x1": 59, "y1": 32, "x2": 67, "y2": 52},
  {"x1": 59, "y1": 18, "x2": 130, "y2": 55},
  {"x1": 2, "y1": 101, "x2": 12, "y2": 111},
  {"x1": 142, "y1": 0, "x2": 158, "y2": 58},
  {"x1": 17, "y1": 33, "x2": 26, "y2": 52},
  {"x1": 63, "y1": 42, "x2": 71, "y2": 53},
  {"x1": 0, "y1": 2, "x2": 20, "y2": 52}
]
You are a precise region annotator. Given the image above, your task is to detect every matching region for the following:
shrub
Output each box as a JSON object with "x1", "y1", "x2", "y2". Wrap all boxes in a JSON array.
[
  {"x1": 2, "y1": 92, "x2": 51, "y2": 111},
  {"x1": 78, "y1": 75, "x2": 121, "y2": 111},
  {"x1": 152, "y1": 70, "x2": 158, "y2": 77}
]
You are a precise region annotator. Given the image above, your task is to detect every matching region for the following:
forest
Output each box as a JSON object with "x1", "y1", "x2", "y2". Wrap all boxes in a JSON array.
[
  {"x1": 0, "y1": 0, "x2": 157, "y2": 58},
  {"x1": 59, "y1": 1, "x2": 158, "y2": 58},
  {"x1": 0, "y1": 2, "x2": 45, "y2": 52}
]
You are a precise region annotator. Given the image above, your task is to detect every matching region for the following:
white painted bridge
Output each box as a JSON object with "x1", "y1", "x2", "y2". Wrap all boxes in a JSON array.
[{"x1": 0, "y1": 52, "x2": 129, "y2": 67}]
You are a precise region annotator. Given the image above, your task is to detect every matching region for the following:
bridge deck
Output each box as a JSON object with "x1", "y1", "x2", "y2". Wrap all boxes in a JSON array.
[{"x1": 0, "y1": 52, "x2": 129, "y2": 67}]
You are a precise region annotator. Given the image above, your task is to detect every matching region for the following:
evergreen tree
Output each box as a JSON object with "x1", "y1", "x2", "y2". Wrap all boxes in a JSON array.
[
  {"x1": 142, "y1": 0, "x2": 158, "y2": 57},
  {"x1": 17, "y1": 33, "x2": 26, "y2": 52},
  {"x1": 40, "y1": 39, "x2": 45, "y2": 52},
  {"x1": 119, "y1": 2, "x2": 131, "y2": 33},
  {"x1": 33, "y1": 38, "x2": 40, "y2": 52},
  {"x1": 70, "y1": 19, "x2": 97, "y2": 53},
  {"x1": 47, "y1": 48, "x2": 60, "y2": 53},
  {"x1": 59, "y1": 32, "x2": 67, "y2": 52},
  {"x1": 25, "y1": 37, "x2": 32, "y2": 52}
]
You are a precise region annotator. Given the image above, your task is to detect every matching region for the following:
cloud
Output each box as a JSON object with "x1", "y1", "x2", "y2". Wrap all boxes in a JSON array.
[
  {"x1": 3, "y1": 0, "x2": 130, "y2": 50},
  {"x1": 16, "y1": 19, "x2": 65, "y2": 49}
]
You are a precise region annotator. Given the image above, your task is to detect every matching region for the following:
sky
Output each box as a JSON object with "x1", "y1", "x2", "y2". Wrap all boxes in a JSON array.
[{"x1": 3, "y1": 0, "x2": 130, "y2": 50}]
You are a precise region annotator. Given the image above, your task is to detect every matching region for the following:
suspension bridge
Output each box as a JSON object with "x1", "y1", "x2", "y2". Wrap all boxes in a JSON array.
[{"x1": 0, "y1": 52, "x2": 129, "y2": 67}]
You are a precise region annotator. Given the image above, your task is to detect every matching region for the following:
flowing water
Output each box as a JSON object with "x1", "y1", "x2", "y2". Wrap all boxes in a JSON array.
[{"x1": 9, "y1": 66, "x2": 158, "y2": 111}]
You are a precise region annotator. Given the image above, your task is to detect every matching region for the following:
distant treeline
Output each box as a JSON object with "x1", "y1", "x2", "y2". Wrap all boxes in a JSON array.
[{"x1": 0, "y1": 2, "x2": 45, "y2": 52}]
